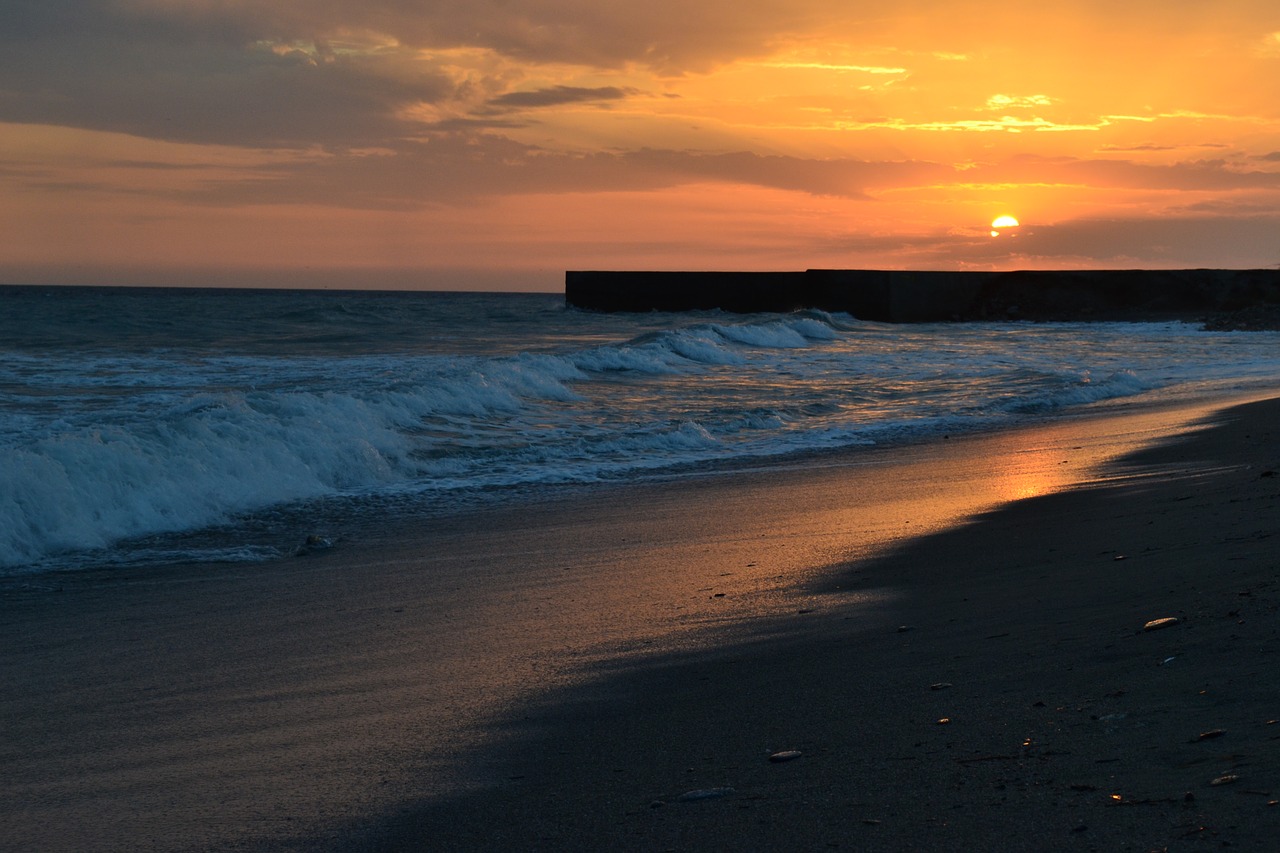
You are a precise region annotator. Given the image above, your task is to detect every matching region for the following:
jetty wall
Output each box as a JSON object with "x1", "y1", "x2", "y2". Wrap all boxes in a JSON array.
[{"x1": 565, "y1": 268, "x2": 1280, "y2": 322}]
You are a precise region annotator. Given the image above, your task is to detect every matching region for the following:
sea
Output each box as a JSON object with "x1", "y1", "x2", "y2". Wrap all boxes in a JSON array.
[{"x1": 3, "y1": 285, "x2": 1278, "y2": 576}]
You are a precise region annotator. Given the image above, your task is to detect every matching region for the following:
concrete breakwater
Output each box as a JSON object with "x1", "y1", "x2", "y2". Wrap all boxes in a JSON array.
[{"x1": 565, "y1": 269, "x2": 1280, "y2": 322}]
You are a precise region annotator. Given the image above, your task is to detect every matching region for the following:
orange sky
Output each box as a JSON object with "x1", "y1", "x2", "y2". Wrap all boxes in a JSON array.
[{"x1": 2, "y1": 1, "x2": 1279, "y2": 290}]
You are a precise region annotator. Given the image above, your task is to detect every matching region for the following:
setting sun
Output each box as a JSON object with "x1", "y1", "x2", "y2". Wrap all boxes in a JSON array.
[{"x1": 991, "y1": 215, "x2": 1021, "y2": 237}]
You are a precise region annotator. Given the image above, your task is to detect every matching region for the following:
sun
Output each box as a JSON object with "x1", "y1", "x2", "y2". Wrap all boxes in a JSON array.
[{"x1": 990, "y1": 215, "x2": 1020, "y2": 237}]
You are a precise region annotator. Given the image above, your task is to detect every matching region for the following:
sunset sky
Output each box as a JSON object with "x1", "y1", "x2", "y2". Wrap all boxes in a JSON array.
[{"x1": 3, "y1": 1, "x2": 1280, "y2": 290}]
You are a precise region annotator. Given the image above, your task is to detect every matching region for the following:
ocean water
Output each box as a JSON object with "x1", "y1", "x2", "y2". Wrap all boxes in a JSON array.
[{"x1": 2, "y1": 285, "x2": 1278, "y2": 575}]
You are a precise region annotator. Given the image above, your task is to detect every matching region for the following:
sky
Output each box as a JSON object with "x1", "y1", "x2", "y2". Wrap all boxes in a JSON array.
[{"x1": 2, "y1": 1, "x2": 1279, "y2": 291}]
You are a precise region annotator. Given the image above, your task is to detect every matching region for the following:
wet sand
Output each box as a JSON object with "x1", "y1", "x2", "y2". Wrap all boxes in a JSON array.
[{"x1": 3, "y1": 394, "x2": 1278, "y2": 851}]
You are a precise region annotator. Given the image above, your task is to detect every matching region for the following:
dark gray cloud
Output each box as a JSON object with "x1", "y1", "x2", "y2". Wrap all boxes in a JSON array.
[
  {"x1": 0, "y1": 0, "x2": 864, "y2": 148},
  {"x1": 171, "y1": 135, "x2": 955, "y2": 209},
  {"x1": 126, "y1": 0, "x2": 848, "y2": 72},
  {"x1": 1175, "y1": 198, "x2": 1280, "y2": 215},
  {"x1": 1011, "y1": 216, "x2": 1280, "y2": 267},
  {"x1": 35, "y1": 131, "x2": 1266, "y2": 215},
  {"x1": 0, "y1": 2, "x2": 456, "y2": 147},
  {"x1": 972, "y1": 155, "x2": 1280, "y2": 193},
  {"x1": 1097, "y1": 143, "x2": 1177, "y2": 152},
  {"x1": 624, "y1": 149, "x2": 949, "y2": 198},
  {"x1": 486, "y1": 86, "x2": 638, "y2": 110}
]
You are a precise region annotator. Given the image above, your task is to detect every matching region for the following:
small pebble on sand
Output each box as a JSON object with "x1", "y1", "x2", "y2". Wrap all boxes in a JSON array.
[{"x1": 677, "y1": 787, "x2": 735, "y2": 802}]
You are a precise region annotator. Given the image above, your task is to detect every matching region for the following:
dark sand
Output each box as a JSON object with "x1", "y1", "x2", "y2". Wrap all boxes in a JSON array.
[{"x1": 3, "y1": 394, "x2": 1278, "y2": 851}]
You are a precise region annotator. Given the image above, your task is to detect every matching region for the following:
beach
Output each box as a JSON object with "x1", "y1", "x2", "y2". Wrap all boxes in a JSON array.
[{"x1": 3, "y1": 392, "x2": 1278, "y2": 851}]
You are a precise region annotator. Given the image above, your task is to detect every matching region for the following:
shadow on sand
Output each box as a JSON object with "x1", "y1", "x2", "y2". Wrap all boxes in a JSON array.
[{"x1": 304, "y1": 399, "x2": 1279, "y2": 852}]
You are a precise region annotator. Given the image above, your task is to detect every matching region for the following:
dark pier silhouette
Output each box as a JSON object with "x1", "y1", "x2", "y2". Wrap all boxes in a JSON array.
[{"x1": 565, "y1": 268, "x2": 1280, "y2": 322}]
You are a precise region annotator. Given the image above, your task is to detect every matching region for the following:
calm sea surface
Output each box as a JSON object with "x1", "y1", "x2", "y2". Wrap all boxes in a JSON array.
[{"x1": 2, "y1": 285, "x2": 1278, "y2": 574}]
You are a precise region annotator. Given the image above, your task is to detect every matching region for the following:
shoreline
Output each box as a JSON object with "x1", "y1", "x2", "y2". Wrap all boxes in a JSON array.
[
  {"x1": 360, "y1": 393, "x2": 1280, "y2": 851},
  {"x1": 3, "y1": 391, "x2": 1278, "y2": 850}
]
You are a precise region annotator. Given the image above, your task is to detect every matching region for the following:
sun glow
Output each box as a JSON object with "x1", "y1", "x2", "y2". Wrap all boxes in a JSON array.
[{"x1": 990, "y1": 214, "x2": 1020, "y2": 237}]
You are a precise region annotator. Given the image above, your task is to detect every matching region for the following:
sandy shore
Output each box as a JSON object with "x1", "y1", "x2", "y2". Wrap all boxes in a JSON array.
[{"x1": 3, "y1": 393, "x2": 1278, "y2": 851}]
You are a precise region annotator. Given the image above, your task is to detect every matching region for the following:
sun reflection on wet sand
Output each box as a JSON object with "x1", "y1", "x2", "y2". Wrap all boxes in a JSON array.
[{"x1": 986, "y1": 443, "x2": 1076, "y2": 502}]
